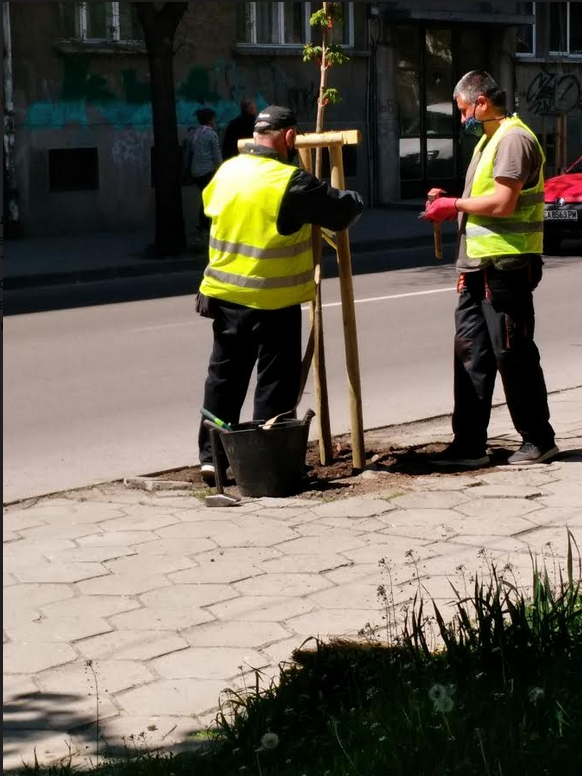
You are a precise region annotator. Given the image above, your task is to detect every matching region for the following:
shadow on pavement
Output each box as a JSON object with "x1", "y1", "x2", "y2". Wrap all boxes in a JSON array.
[{"x1": 3, "y1": 690, "x2": 204, "y2": 770}]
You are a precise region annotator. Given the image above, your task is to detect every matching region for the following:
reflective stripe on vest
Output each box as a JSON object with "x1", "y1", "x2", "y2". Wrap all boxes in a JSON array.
[
  {"x1": 199, "y1": 154, "x2": 315, "y2": 310},
  {"x1": 466, "y1": 116, "x2": 546, "y2": 259}
]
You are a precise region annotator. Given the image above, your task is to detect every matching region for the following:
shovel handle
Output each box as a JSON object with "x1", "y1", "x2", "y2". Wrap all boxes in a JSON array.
[{"x1": 427, "y1": 188, "x2": 445, "y2": 260}]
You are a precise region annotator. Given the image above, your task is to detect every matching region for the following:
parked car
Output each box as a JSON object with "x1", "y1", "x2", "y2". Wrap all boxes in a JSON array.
[{"x1": 544, "y1": 155, "x2": 582, "y2": 254}]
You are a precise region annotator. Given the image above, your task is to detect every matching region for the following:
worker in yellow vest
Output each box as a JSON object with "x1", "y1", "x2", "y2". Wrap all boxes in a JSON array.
[
  {"x1": 422, "y1": 71, "x2": 558, "y2": 468},
  {"x1": 196, "y1": 105, "x2": 364, "y2": 484}
]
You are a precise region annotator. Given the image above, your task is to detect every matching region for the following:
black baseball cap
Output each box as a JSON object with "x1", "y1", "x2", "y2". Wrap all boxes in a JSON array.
[{"x1": 254, "y1": 105, "x2": 298, "y2": 132}]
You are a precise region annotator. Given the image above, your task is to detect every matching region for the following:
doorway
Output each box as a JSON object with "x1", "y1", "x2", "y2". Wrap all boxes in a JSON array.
[{"x1": 395, "y1": 24, "x2": 490, "y2": 198}]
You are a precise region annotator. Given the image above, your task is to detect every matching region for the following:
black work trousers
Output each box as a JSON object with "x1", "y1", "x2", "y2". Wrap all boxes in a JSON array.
[
  {"x1": 452, "y1": 259, "x2": 555, "y2": 453},
  {"x1": 198, "y1": 300, "x2": 302, "y2": 466}
]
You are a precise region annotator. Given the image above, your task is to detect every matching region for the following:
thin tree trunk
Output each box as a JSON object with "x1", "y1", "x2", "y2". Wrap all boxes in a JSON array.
[{"x1": 134, "y1": 2, "x2": 187, "y2": 256}]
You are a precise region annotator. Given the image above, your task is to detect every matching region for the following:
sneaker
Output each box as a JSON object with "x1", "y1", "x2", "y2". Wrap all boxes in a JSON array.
[
  {"x1": 200, "y1": 463, "x2": 216, "y2": 486},
  {"x1": 430, "y1": 444, "x2": 490, "y2": 469},
  {"x1": 506, "y1": 443, "x2": 559, "y2": 465}
]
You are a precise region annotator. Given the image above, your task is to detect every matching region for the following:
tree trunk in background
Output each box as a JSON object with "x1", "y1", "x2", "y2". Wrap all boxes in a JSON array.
[{"x1": 134, "y1": 2, "x2": 188, "y2": 256}]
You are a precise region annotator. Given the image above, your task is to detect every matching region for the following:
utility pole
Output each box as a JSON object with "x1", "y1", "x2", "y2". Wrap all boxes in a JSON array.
[{"x1": 3, "y1": 1, "x2": 19, "y2": 234}]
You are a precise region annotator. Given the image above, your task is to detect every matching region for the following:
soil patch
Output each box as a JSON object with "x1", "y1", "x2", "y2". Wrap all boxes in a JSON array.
[{"x1": 149, "y1": 439, "x2": 504, "y2": 500}]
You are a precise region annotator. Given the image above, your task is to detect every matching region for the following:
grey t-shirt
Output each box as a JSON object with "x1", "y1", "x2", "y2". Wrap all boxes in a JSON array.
[{"x1": 456, "y1": 128, "x2": 543, "y2": 271}]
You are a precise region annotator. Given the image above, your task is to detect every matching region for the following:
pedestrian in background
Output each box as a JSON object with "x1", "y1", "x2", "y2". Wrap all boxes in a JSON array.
[
  {"x1": 184, "y1": 107, "x2": 222, "y2": 232},
  {"x1": 196, "y1": 105, "x2": 364, "y2": 485},
  {"x1": 422, "y1": 70, "x2": 558, "y2": 468},
  {"x1": 222, "y1": 98, "x2": 257, "y2": 160}
]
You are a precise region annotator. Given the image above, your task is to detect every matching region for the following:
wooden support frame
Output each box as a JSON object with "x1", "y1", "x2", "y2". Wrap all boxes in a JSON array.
[{"x1": 237, "y1": 129, "x2": 365, "y2": 471}]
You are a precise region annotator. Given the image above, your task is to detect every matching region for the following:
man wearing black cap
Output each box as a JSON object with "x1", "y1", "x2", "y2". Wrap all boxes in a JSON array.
[{"x1": 196, "y1": 104, "x2": 364, "y2": 485}]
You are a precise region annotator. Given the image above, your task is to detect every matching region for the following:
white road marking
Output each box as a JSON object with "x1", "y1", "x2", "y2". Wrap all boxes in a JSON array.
[
  {"x1": 310, "y1": 286, "x2": 456, "y2": 310},
  {"x1": 133, "y1": 287, "x2": 456, "y2": 331}
]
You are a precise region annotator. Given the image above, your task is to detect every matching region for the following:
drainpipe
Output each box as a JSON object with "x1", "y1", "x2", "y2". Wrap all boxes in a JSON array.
[{"x1": 3, "y1": 1, "x2": 19, "y2": 233}]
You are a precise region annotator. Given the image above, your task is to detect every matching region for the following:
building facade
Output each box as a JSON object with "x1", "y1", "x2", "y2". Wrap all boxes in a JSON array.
[{"x1": 5, "y1": 2, "x2": 581, "y2": 237}]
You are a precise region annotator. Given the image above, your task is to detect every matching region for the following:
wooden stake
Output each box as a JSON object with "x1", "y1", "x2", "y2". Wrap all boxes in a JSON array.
[
  {"x1": 329, "y1": 144, "x2": 365, "y2": 470},
  {"x1": 298, "y1": 147, "x2": 333, "y2": 464}
]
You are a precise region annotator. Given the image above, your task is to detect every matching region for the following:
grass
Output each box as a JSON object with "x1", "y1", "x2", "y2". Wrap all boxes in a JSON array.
[{"x1": 13, "y1": 534, "x2": 582, "y2": 776}]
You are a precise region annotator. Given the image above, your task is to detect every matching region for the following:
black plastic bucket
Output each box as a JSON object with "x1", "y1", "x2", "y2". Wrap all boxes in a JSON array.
[{"x1": 220, "y1": 418, "x2": 311, "y2": 498}]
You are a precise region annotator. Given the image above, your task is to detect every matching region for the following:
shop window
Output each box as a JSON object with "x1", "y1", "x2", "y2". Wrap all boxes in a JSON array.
[
  {"x1": 58, "y1": 2, "x2": 143, "y2": 43},
  {"x1": 49, "y1": 148, "x2": 99, "y2": 192},
  {"x1": 237, "y1": 2, "x2": 354, "y2": 47}
]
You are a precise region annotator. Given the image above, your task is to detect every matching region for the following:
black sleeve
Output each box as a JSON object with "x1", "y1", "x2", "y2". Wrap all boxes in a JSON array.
[{"x1": 277, "y1": 168, "x2": 364, "y2": 236}]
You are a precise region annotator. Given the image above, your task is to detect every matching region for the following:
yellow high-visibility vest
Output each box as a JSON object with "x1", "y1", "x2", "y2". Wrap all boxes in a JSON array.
[
  {"x1": 466, "y1": 116, "x2": 545, "y2": 258},
  {"x1": 199, "y1": 154, "x2": 315, "y2": 309}
]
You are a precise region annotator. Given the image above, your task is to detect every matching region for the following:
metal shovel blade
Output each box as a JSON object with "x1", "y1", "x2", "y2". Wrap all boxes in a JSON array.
[{"x1": 205, "y1": 493, "x2": 241, "y2": 508}]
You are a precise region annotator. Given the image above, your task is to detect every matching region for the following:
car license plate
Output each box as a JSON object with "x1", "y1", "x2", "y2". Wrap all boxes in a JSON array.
[{"x1": 544, "y1": 210, "x2": 578, "y2": 221}]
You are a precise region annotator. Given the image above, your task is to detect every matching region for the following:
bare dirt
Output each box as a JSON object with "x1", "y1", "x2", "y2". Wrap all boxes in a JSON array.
[{"x1": 152, "y1": 439, "x2": 500, "y2": 500}]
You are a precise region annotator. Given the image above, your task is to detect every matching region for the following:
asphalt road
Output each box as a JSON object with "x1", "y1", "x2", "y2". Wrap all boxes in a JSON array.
[{"x1": 4, "y1": 246, "x2": 582, "y2": 502}]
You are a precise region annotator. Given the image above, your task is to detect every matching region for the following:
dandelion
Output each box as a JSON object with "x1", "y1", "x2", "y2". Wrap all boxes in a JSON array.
[
  {"x1": 528, "y1": 687, "x2": 545, "y2": 704},
  {"x1": 429, "y1": 683, "x2": 456, "y2": 714},
  {"x1": 260, "y1": 732, "x2": 279, "y2": 750}
]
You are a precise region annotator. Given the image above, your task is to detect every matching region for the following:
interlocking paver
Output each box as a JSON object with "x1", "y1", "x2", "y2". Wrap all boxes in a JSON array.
[
  {"x1": 76, "y1": 631, "x2": 190, "y2": 661},
  {"x1": 3, "y1": 583, "x2": 75, "y2": 609},
  {"x1": 77, "y1": 573, "x2": 171, "y2": 596},
  {"x1": 208, "y1": 595, "x2": 315, "y2": 623},
  {"x1": 104, "y1": 554, "x2": 196, "y2": 576},
  {"x1": 287, "y1": 608, "x2": 383, "y2": 639},
  {"x1": 182, "y1": 620, "x2": 290, "y2": 648},
  {"x1": 310, "y1": 497, "x2": 397, "y2": 518},
  {"x1": 536, "y1": 481, "x2": 582, "y2": 508},
  {"x1": 310, "y1": 581, "x2": 392, "y2": 611},
  {"x1": 317, "y1": 517, "x2": 390, "y2": 533},
  {"x1": 45, "y1": 545, "x2": 137, "y2": 563},
  {"x1": 169, "y1": 563, "x2": 261, "y2": 584},
  {"x1": 131, "y1": 538, "x2": 217, "y2": 556},
  {"x1": 36, "y1": 660, "x2": 154, "y2": 695},
  {"x1": 14, "y1": 562, "x2": 110, "y2": 584},
  {"x1": 4, "y1": 642, "x2": 78, "y2": 673},
  {"x1": 117, "y1": 679, "x2": 228, "y2": 717},
  {"x1": 258, "y1": 553, "x2": 350, "y2": 575},
  {"x1": 108, "y1": 606, "x2": 215, "y2": 631},
  {"x1": 3, "y1": 513, "x2": 49, "y2": 532},
  {"x1": 390, "y1": 491, "x2": 470, "y2": 510},
  {"x1": 41, "y1": 595, "x2": 141, "y2": 619},
  {"x1": 274, "y1": 533, "x2": 365, "y2": 554},
  {"x1": 77, "y1": 530, "x2": 159, "y2": 546},
  {"x1": 99, "y1": 514, "x2": 181, "y2": 533},
  {"x1": 151, "y1": 647, "x2": 268, "y2": 679},
  {"x1": 234, "y1": 572, "x2": 333, "y2": 597},
  {"x1": 463, "y1": 485, "x2": 546, "y2": 499},
  {"x1": 454, "y1": 499, "x2": 542, "y2": 521},
  {"x1": 6, "y1": 616, "x2": 113, "y2": 644},
  {"x1": 342, "y1": 539, "x2": 434, "y2": 566},
  {"x1": 140, "y1": 584, "x2": 237, "y2": 609}
]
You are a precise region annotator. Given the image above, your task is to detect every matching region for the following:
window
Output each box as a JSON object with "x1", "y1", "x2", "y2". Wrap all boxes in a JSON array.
[
  {"x1": 546, "y1": 2, "x2": 581, "y2": 55},
  {"x1": 237, "y1": 2, "x2": 354, "y2": 47},
  {"x1": 59, "y1": 2, "x2": 143, "y2": 43},
  {"x1": 516, "y1": 3, "x2": 535, "y2": 56},
  {"x1": 49, "y1": 148, "x2": 99, "y2": 192}
]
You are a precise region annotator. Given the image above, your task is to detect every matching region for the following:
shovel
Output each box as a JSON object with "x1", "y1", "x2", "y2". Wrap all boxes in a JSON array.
[{"x1": 202, "y1": 420, "x2": 240, "y2": 508}]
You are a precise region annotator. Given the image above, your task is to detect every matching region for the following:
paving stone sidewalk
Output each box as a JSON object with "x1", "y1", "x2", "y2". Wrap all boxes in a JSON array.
[{"x1": 3, "y1": 388, "x2": 582, "y2": 770}]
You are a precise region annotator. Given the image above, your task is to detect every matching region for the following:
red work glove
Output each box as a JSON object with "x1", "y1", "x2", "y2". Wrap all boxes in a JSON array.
[{"x1": 421, "y1": 197, "x2": 459, "y2": 222}]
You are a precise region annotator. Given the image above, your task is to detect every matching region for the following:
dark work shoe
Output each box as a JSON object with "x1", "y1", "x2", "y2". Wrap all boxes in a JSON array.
[
  {"x1": 507, "y1": 443, "x2": 559, "y2": 465},
  {"x1": 430, "y1": 444, "x2": 490, "y2": 469}
]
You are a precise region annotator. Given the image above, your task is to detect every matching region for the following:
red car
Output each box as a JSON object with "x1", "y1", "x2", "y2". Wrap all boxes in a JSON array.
[{"x1": 544, "y1": 155, "x2": 582, "y2": 254}]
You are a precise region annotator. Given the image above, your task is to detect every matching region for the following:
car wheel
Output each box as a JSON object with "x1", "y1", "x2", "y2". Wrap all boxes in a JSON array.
[{"x1": 543, "y1": 231, "x2": 562, "y2": 254}]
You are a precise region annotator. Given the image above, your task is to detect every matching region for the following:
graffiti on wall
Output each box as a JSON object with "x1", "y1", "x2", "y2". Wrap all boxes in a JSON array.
[
  {"x1": 23, "y1": 55, "x2": 317, "y2": 131},
  {"x1": 524, "y1": 69, "x2": 582, "y2": 115}
]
